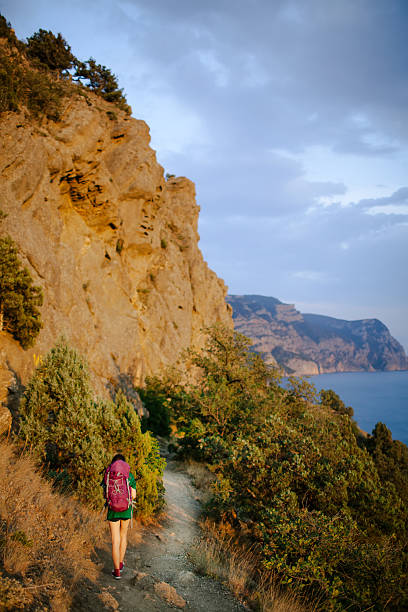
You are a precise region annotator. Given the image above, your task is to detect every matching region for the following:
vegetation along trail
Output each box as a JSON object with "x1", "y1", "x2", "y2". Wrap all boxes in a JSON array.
[{"x1": 75, "y1": 460, "x2": 247, "y2": 612}]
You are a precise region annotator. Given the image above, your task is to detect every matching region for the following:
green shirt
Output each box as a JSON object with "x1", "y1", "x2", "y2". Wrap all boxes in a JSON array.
[{"x1": 106, "y1": 472, "x2": 136, "y2": 521}]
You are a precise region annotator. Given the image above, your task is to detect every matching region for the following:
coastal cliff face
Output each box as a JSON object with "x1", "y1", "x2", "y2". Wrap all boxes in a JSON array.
[
  {"x1": 0, "y1": 96, "x2": 232, "y2": 398},
  {"x1": 227, "y1": 295, "x2": 408, "y2": 375}
]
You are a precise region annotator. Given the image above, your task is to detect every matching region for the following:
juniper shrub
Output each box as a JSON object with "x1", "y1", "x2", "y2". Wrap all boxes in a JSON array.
[{"x1": 18, "y1": 338, "x2": 165, "y2": 514}]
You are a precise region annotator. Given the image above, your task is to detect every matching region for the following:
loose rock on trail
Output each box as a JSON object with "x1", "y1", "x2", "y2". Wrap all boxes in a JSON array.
[{"x1": 74, "y1": 461, "x2": 247, "y2": 611}]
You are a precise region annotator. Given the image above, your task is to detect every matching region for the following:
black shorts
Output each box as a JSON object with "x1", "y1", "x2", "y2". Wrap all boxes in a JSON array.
[{"x1": 107, "y1": 517, "x2": 130, "y2": 522}]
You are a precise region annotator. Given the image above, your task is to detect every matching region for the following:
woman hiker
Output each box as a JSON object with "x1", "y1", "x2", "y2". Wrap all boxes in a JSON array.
[{"x1": 103, "y1": 453, "x2": 136, "y2": 579}]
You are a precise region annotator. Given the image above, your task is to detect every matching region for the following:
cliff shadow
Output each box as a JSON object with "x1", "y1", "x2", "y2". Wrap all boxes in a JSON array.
[{"x1": 106, "y1": 366, "x2": 148, "y2": 418}]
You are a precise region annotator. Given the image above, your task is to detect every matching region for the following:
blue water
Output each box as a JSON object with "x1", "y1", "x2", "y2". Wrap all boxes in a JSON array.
[{"x1": 307, "y1": 371, "x2": 408, "y2": 446}]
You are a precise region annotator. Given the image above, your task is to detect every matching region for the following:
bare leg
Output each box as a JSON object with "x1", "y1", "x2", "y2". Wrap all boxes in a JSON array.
[
  {"x1": 119, "y1": 519, "x2": 130, "y2": 565},
  {"x1": 108, "y1": 521, "x2": 121, "y2": 570}
]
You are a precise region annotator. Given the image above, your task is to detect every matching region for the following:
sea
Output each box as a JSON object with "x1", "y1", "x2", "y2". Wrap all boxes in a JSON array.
[{"x1": 307, "y1": 371, "x2": 408, "y2": 446}]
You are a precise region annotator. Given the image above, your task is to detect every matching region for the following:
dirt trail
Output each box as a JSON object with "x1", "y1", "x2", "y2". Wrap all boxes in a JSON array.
[{"x1": 74, "y1": 461, "x2": 247, "y2": 611}]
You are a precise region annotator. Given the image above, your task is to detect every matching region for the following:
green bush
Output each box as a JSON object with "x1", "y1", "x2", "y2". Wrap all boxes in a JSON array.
[
  {"x1": 365, "y1": 422, "x2": 408, "y2": 505},
  {"x1": 0, "y1": 233, "x2": 43, "y2": 349},
  {"x1": 139, "y1": 380, "x2": 171, "y2": 437},
  {"x1": 320, "y1": 388, "x2": 354, "y2": 417},
  {"x1": 0, "y1": 47, "x2": 67, "y2": 119},
  {"x1": 0, "y1": 49, "x2": 22, "y2": 112},
  {"x1": 23, "y1": 66, "x2": 67, "y2": 120},
  {"x1": 18, "y1": 339, "x2": 165, "y2": 513}
]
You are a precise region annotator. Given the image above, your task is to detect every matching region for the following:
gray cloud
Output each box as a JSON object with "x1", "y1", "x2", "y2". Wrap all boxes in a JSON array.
[
  {"x1": 113, "y1": 0, "x2": 408, "y2": 155},
  {"x1": 357, "y1": 187, "x2": 408, "y2": 209}
]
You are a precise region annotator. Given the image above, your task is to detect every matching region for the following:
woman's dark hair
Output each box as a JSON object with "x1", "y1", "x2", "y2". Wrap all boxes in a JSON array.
[{"x1": 111, "y1": 453, "x2": 126, "y2": 463}]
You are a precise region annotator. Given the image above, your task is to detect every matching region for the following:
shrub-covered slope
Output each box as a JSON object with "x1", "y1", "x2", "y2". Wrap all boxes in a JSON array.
[{"x1": 146, "y1": 325, "x2": 408, "y2": 611}]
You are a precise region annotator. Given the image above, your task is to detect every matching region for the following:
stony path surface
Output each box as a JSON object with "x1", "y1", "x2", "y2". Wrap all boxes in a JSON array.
[{"x1": 73, "y1": 461, "x2": 247, "y2": 611}]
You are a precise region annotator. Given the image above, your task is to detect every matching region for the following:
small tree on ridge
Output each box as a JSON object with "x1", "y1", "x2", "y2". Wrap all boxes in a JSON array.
[{"x1": 26, "y1": 28, "x2": 76, "y2": 75}]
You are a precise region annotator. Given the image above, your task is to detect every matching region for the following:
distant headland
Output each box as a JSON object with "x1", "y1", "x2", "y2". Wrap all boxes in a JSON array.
[{"x1": 227, "y1": 294, "x2": 408, "y2": 375}]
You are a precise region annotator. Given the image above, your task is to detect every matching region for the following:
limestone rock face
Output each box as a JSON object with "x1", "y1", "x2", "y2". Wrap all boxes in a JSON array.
[
  {"x1": 0, "y1": 97, "x2": 232, "y2": 396},
  {"x1": 228, "y1": 295, "x2": 408, "y2": 375}
]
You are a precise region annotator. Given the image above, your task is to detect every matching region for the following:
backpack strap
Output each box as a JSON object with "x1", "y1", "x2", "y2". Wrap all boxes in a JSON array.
[
  {"x1": 127, "y1": 476, "x2": 131, "y2": 502},
  {"x1": 106, "y1": 470, "x2": 110, "y2": 503},
  {"x1": 127, "y1": 477, "x2": 132, "y2": 528}
]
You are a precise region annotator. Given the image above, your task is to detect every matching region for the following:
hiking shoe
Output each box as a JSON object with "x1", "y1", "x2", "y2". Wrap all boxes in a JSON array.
[
  {"x1": 112, "y1": 569, "x2": 121, "y2": 580},
  {"x1": 120, "y1": 562, "x2": 125, "y2": 573}
]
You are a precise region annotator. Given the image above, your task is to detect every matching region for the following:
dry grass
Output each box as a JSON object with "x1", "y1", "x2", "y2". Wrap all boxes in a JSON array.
[
  {"x1": 182, "y1": 459, "x2": 216, "y2": 504},
  {"x1": 0, "y1": 440, "x2": 102, "y2": 611},
  {"x1": 190, "y1": 519, "x2": 316, "y2": 612}
]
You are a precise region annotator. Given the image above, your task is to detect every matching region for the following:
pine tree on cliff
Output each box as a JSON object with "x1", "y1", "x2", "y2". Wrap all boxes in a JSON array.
[
  {"x1": 74, "y1": 58, "x2": 131, "y2": 114},
  {"x1": 26, "y1": 28, "x2": 76, "y2": 75},
  {"x1": 0, "y1": 18, "x2": 131, "y2": 116},
  {"x1": 0, "y1": 212, "x2": 43, "y2": 348}
]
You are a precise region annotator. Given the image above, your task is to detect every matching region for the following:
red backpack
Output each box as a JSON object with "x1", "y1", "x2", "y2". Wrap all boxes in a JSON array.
[{"x1": 104, "y1": 460, "x2": 132, "y2": 512}]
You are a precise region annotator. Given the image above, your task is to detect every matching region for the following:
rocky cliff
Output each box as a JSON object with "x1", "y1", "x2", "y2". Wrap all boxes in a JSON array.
[
  {"x1": 227, "y1": 295, "x2": 408, "y2": 375},
  {"x1": 0, "y1": 95, "x2": 232, "y2": 403}
]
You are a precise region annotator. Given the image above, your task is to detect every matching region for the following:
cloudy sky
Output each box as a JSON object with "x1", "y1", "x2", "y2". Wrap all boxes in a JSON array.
[{"x1": 4, "y1": 0, "x2": 408, "y2": 349}]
